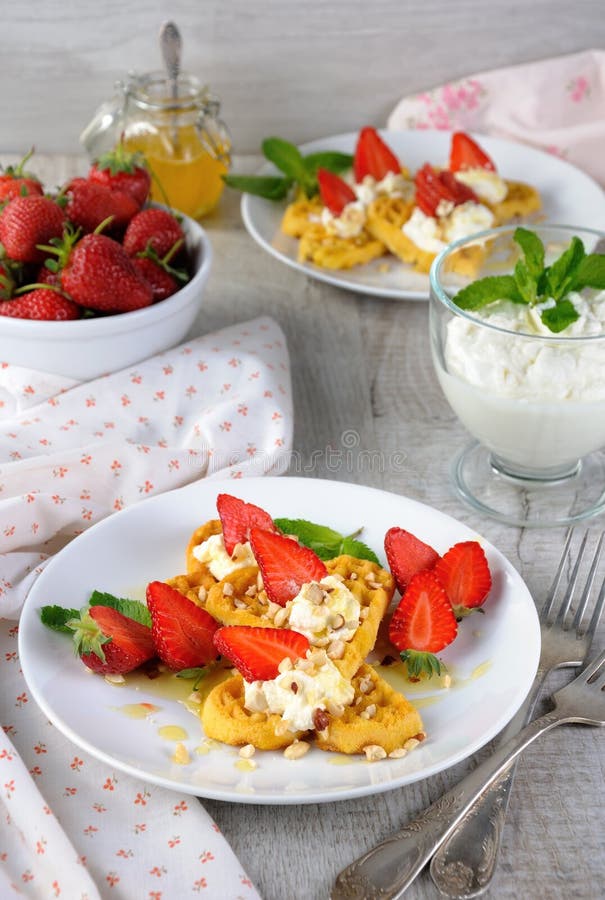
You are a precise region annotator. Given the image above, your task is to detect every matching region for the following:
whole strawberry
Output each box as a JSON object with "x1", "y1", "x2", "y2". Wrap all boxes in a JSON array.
[
  {"x1": 69, "y1": 605, "x2": 156, "y2": 675},
  {"x1": 88, "y1": 144, "x2": 151, "y2": 208},
  {"x1": 0, "y1": 149, "x2": 44, "y2": 202},
  {"x1": 0, "y1": 260, "x2": 19, "y2": 299},
  {"x1": 0, "y1": 195, "x2": 65, "y2": 264},
  {"x1": 123, "y1": 207, "x2": 184, "y2": 258},
  {"x1": 64, "y1": 178, "x2": 139, "y2": 234},
  {"x1": 61, "y1": 233, "x2": 153, "y2": 313},
  {"x1": 132, "y1": 256, "x2": 180, "y2": 301},
  {"x1": 0, "y1": 288, "x2": 80, "y2": 320}
]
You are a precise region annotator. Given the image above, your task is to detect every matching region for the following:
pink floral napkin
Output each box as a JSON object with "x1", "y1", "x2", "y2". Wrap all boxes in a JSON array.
[
  {"x1": 387, "y1": 49, "x2": 605, "y2": 185},
  {"x1": 0, "y1": 315, "x2": 293, "y2": 898}
]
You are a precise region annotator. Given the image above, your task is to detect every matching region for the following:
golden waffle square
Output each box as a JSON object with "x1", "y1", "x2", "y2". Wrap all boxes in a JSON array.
[
  {"x1": 205, "y1": 554, "x2": 394, "y2": 681},
  {"x1": 490, "y1": 180, "x2": 542, "y2": 223},
  {"x1": 281, "y1": 195, "x2": 324, "y2": 237},
  {"x1": 364, "y1": 194, "x2": 416, "y2": 260},
  {"x1": 186, "y1": 519, "x2": 223, "y2": 578},
  {"x1": 297, "y1": 223, "x2": 386, "y2": 270},
  {"x1": 200, "y1": 673, "x2": 306, "y2": 749},
  {"x1": 164, "y1": 570, "x2": 210, "y2": 608},
  {"x1": 315, "y1": 663, "x2": 424, "y2": 755}
]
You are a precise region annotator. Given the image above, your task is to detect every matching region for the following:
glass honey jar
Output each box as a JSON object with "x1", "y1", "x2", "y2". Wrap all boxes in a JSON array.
[{"x1": 81, "y1": 71, "x2": 231, "y2": 219}]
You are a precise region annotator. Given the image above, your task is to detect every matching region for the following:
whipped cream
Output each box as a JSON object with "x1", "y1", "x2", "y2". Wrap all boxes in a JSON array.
[
  {"x1": 191, "y1": 533, "x2": 256, "y2": 580},
  {"x1": 287, "y1": 575, "x2": 361, "y2": 647},
  {"x1": 436, "y1": 292, "x2": 605, "y2": 468},
  {"x1": 320, "y1": 201, "x2": 366, "y2": 238},
  {"x1": 453, "y1": 168, "x2": 508, "y2": 204},
  {"x1": 353, "y1": 171, "x2": 414, "y2": 206},
  {"x1": 403, "y1": 203, "x2": 495, "y2": 254},
  {"x1": 244, "y1": 654, "x2": 354, "y2": 732}
]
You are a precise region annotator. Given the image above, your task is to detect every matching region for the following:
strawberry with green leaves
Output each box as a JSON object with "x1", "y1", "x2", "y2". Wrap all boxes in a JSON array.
[
  {"x1": 433, "y1": 541, "x2": 492, "y2": 617},
  {"x1": 0, "y1": 194, "x2": 65, "y2": 263},
  {"x1": 214, "y1": 625, "x2": 310, "y2": 682},
  {"x1": 88, "y1": 144, "x2": 151, "y2": 208},
  {"x1": 0, "y1": 288, "x2": 80, "y2": 320},
  {"x1": 353, "y1": 127, "x2": 401, "y2": 182},
  {"x1": 249, "y1": 527, "x2": 328, "y2": 607},
  {"x1": 123, "y1": 207, "x2": 185, "y2": 258},
  {"x1": 216, "y1": 493, "x2": 276, "y2": 555},
  {"x1": 67, "y1": 605, "x2": 155, "y2": 675},
  {"x1": 131, "y1": 238, "x2": 188, "y2": 302},
  {"x1": 64, "y1": 178, "x2": 139, "y2": 234},
  {"x1": 0, "y1": 150, "x2": 43, "y2": 202},
  {"x1": 146, "y1": 581, "x2": 219, "y2": 670},
  {"x1": 388, "y1": 570, "x2": 458, "y2": 678}
]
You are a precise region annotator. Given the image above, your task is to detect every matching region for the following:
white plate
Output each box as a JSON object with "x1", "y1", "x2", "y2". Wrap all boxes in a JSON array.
[
  {"x1": 241, "y1": 130, "x2": 605, "y2": 300},
  {"x1": 19, "y1": 477, "x2": 540, "y2": 805}
]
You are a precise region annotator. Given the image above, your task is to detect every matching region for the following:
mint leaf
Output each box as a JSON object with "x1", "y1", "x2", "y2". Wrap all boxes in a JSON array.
[
  {"x1": 453, "y1": 275, "x2": 523, "y2": 310},
  {"x1": 514, "y1": 259, "x2": 538, "y2": 304},
  {"x1": 544, "y1": 236, "x2": 585, "y2": 301},
  {"x1": 40, "y1": 605, "x2": 80, "y2": 633},
  {"x1": 222, "y1": 174, "x2": 291, "y2": 200},
  {"x1": 340, "y1": 538, "x2": 380, "y2": 565},
  {"x1": 540, "y1": 299, "x2": 580, "y2": 333},
  {"x1": 88, "y1": 590, "x2": 151, "y2": 628},
  {"x1": 176, "y1": 667, "x2": 208, "y2": 690},
  {"x1": 273, "y1": 518, "x2": 379, "y2": 563},
  {"x1": 262, "y1": 137, "x2": 309, "y2": 186},
  {"x1": 572, "y1": 253, "x2": 605, "y2": 290},
  {"x1": 302, "y1": 151, "x2": 353, "y2": 177},
  {"x1": 514, "y1": 227, "x2": 545, "y2": 278}
]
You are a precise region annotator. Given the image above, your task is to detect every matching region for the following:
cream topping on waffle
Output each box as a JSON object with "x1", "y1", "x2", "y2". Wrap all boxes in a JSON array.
[
  {"x1": 453, "y1": 168, "x2": 508, "y2": 204},
  {"x1": 286, "y1": 575, "x2": 361, "y2": 647},
  {"x1": 402, "y1": 202, "x2": 495, "y2": 253},
  {"x1": 192, "y1": 533, "x2": 256, "y2": 580}
]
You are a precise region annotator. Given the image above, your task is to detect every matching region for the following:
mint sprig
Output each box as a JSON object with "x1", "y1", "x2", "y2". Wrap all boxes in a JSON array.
[
  {"x1": 40, "y1": 590, "x2": 151, "y2": 635},
  {"x1": 223, "y1": 136, "x2": 353, "y2": 201},
  {"x1": 39, "y1": 605, "x2": 80, "y2": 633},
  {"x1": 274, "y1": 518, "x2": 379, "y2": 564},
  {"x1": 452, "y1": 227, "x2": 605, "y2": 333}
]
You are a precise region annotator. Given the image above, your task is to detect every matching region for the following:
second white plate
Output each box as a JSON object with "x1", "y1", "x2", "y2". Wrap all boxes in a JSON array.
[{"x1": 241, "y1": 130, "x2": 605, "y2": 300}]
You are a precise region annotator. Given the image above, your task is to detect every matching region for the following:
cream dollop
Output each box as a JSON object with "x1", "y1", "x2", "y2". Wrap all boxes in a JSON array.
[
  {"x1": 287, "y1": 575, "x2": 361, "y2": 647},
  {"x1": 402, "y1": 203, "x2": 495, "y2": 253},
  {"x1": 191, "y1": 533, "x2": 256, "y2": 580},
  {"x1": 320, "y1": 201, "x2": 366, "y2": 238},
  {"x1": 453, "y1": 168, "x2": 508, "y2": 204}
]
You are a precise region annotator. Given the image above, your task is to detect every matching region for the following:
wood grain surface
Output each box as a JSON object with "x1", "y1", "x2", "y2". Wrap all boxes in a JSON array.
[
  {"x1": 7, "y1": 153, "x2": 605, "y2": 900},
  {"x1": 1, "y1": 1, "x2": 603, "y2": 154}
]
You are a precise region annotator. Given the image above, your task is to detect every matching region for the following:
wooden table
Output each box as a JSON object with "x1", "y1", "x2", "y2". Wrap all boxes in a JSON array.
[{"x1": 19, "y1": 156, "x2": 605, "y2": 900}]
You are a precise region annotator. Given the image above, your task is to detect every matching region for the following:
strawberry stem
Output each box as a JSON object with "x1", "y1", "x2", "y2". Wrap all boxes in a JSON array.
[
  {"x1": 400, "y1": 649, "x2": 446, "y2": 680},
  {"x1": 66, "y1": 610, "x2": 110, "y2": 663}
]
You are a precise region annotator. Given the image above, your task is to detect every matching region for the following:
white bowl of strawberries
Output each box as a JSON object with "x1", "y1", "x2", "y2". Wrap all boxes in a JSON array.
[{"x1": 0, "y1": 148, "x2": 212, "y2": 379}]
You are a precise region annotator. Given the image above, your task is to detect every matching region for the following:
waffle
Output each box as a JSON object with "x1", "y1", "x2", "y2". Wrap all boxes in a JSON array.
[
  {"x1": 200, "y1": 673, "x2": 305, "y2": 749},
  {"x1": 281, "y1": 195, "x2": 323, "y2": 237},
  {"x1": 365, "y1": 195, "x2": 417, "y2": 261},
  {"x1": 315, "y1": 663, "x2": 423, "y2": 754},
  {"x1": 186, "y1": 519, "x2": 223, "y2": 577},
  {"x1": 490, "y1": 180, "x2": 542, "y2": 223},
  {"x1": 164, "y1": 571, "x2": 210, "y2": 608},
  {"x1": 205, "y1": 555, "x2": 394, "y2": 681},
  {"x1": 297, "y1": 223, "x2": 386, "y2": 270}
]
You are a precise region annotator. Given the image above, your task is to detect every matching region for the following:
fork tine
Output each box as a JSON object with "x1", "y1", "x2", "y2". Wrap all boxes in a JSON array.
[
  {"x1": 581, "y1": 562, "x2": 605, "y2": 641},
  {"x1": 541, "y1": 527, "x2": 574, "y2": 620},
  {"x1": 577, "y1": 648, "x2": 605, "y2": 683},
  {"x1": 553, "y1": 531, "x2": 589, "y2": 627},
  {"x1": 571, "y1": 532, "x2": 605, "y2": 632}
]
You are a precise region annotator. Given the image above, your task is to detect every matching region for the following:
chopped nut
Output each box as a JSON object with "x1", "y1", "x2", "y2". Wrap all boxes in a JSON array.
[
  {"x1": 326, "y1": 699, "x2": 345, "y2": 717},
  {"x1": 104, "y1": 674, "x2": 125, "y2": 685},
  {"x1": 296, "y1": 657, "x2": 315, "y2": 672},
  {"x1": 388, "y1": 748, "x2": 407, "y2": 759},
  {"x1": 329, "y1": 613, "x2": 345, "y2": 630},
  {"x1": 222, "y1": 582, "x2": 234, "y2": 597},
  {"x1": 188, "y1": 691, "x2": 201, "y2": 703},
  {"x1": 359, "y1": 676, "x2": 373, "y2": 694},
  {"x1": 364, "y1": 571, "x2": 375, "y2": 582},
  {"x1": 266, "y1": 600, "x2": 281, "y2": 619},
  {"x1": 198, "y1": 585, "x2": 207, "y2": 603},
  {"x1": 312, "y1": 708, "x2": 330, "y2": 732},
  {"x1": 365, "y1": 703, "x2": 377, "y2": 718},
  {"x1": 274, "y1": 719, "x2": 290, "y2": 736},
  {"x1": 290, "y1": 681, "x2": 299, "y2": 694},
  {"x1": 283, "y1": 740, "x2": 310, "y2": 760},
  {"x1": 443, "y1": 674, "x2": 452, "y2": 689},
  {"x1": 413, "y1": 731, "x2": 427, "y2": 742},
  {"x1": 360, "y1": 607, "x2": 369, "y2": 620},
  {"x1": 349, "y1": 572, "x2": 358, "y2": 580},
  {"x1": 310, "y1": 648, "x2": 328, "y2": 667},
  {"x1": 354, "y1": 696, "x2": 363, "y2": 707},
  {"x1": 257, "y1": 572, "x2": 264, "y2": 590},
  {"x1": 368, "y1": 581, "x2": 381, "y2": 590},
  {"x1": 274, "y1": 607, "x2": 289, "y2": 627},
  {"x1": 404, "y1": 737, "x2": 420, "y2": 752},
  {"x1": 306, "y1": 583, "x2": 324, "y2": 605},
  {"x1": 245, "y1": 585, "x2": 258, "y2": 598},
  {"x1": 331, "y1": 573, "x2": 345, "y2": 582},
  {"x1": 363, "y1": 744, "x2": 387, "y2": 762},
  {"x1": 278, "y1": 656, "x2": 293, "y2": 673},
  {"x1": 172, "y1": 742, "x2": 191, "y2": 765},
  {"x1": 327, "y1": 639, "x2": 345, "y2": 660},
  {"x1": 239, "y1": 744, "x2": 256, "y2": 759},
  {"x1": 234, "y1": 598, "x2": 248, "y2": 609}
]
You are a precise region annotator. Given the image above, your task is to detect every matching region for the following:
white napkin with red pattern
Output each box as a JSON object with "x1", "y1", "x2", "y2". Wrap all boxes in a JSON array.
[
  {"x1": 0, "y1": 314, "x2": 293, "y2": 898},
  {"x1": 388, "y1": 49, "x2": 605, "y2": 186}
]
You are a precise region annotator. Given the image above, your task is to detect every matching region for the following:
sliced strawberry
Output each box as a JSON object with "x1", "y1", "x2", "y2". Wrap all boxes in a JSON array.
[
  {"x1": 415, "y1": 164, "x2": 478, "y2": 218},
  {"x1": 213, "y1": 625, "x2": 310, "y2": 682},
  {"x1": 146, "y1": 581, "x2": 219, "y2": 670},
  {"x1": 69, "y1": 605, "x2": 155, "y2": 675},
  {"x1": 317, "y1": 168, "x2": 356, "y2": 216},
  {"x1": 353, "y1": 127, "x2": 400, "y2": 182},
  {"x1": 249, "y1": 527, "x2": 328, "y2": 607},
  {"x1": 449, "y1": 132, "x2": 496, "y2": 173},
  {"x1": 433, "y1": 541, "x2": 492, "y2": 615},
  {"x1": 389, "y1": 571, "x2": 457, "y2": 677},
  {"x1": 216, "y1": 494, "x2": 275, "y2": 556},
  {"x1": 384, "y1": 527, "x2": 441, "y2": 594}
]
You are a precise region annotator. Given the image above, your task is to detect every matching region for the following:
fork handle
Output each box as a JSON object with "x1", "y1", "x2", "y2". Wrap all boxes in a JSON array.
[
  {"x1": 330, "y1": 710, "x2": 565, "y2": 900},
  {"x1": 429, "y1": 663, "x2": 548, "y2": 898}
]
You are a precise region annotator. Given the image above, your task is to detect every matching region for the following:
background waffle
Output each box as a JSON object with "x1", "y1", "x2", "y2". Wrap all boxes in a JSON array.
[{"x1": 298, "y1": 224, "x2": 386, "y2": 269}]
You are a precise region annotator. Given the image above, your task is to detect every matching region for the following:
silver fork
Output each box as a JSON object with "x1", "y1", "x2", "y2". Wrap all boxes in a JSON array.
[
  {"x1": 429, "y1": 529, "x2": 605, "y2": 898},
  {"x1": 331, "y1": 647, "x2": 605, "y2": 900}
]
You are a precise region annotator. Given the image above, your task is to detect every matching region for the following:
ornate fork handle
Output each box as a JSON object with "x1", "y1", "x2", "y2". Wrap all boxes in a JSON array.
[{"x1": 331, "y1": 710, "x2": 563, "y2": 900}]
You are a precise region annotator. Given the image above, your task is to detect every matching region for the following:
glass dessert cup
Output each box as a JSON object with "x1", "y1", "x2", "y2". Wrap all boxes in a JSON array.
[{"x1": 429, "y1": 224, "x2": 605, "y2": 528}]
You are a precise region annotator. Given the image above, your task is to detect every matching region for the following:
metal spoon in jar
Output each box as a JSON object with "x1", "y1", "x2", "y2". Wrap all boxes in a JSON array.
[{"x1": 159, "y1": 20, "x2": 182, "y2": 148}]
